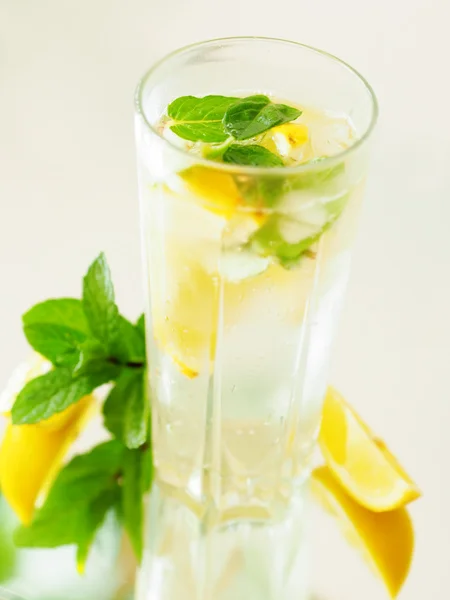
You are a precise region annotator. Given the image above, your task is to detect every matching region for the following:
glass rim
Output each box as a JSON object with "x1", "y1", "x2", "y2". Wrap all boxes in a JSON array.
[{"x1": 135, "y1": 36, "x2": 379, "y2": 176}]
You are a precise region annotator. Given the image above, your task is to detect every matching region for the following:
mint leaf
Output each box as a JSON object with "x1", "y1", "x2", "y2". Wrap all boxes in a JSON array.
[
  {"x1": 23, "y1": 298, "x2": 90, "y2": 335},
  {"x1": 291, "y1": 160, "x2": 345, "y2": 190},
  {"x1": 141, "y1": 443, "x2": 153, "y2": 493},
  {"x1": 324, "y1": 190, "x2": 351, "y2": 219},
  {"x1": 75, "y1": 488, "x2": 120, "y2": 572},
  {"x1": 224, "y1": 96, "x2": 301, "y2": 141},
  {"x1": 23, "y1": 323, "x2": 87, "y2": 368},
  {"x1": 103, "y1": 372, "x2": 128, "y2": 441},
  {"x1": 136, "y1": 313, "x2": 145, "y2": 338},
  {"x1": 237, "y1": 159, "x2": 346, "y2": 211},
  {"x1": 249, "y1": 216, "x2": 324, "y2": 268},
  {"x1": 82, "y1": 253, "x2": 119, "y2": 350},
  {"x1": 122, "y1": 448, "x2": 147, "y2": 561},
  {"x1": 111, "y1": 316, "x2": 146, "y2": 364},
  {"x1": 234, "y1": 174, "x2": 285, "y2": 210},
  {"x1": 14, "y1": 442, "x2": 123, "y2": 569},
  {"x1": 0, "y1": 497, "x2": 16, "y2": 583},
  {"x1": 103, "y1": 369, "x2": 149, "y2": 449},
  {"x1": 168, "y1": 95, "x2": 237, "y2": 143},
  {"x1": 50, "y1": 440, "x2": 124, "y2": 488},
  {"x1": 249, "y1": 188, "x2": 349, "y2": 269},
  {"x1": 12, "y1": 363, "x2": 119, "y2": 424},
  {"x1": 72, "y1": 339, "x2": 108, "y2": 375},
  {"x1": 124, "y1": 371, "x2": 148, "y2": 449},
  {"x1": 171, "y1": 122, "x2": 228, "y2": 144},
  {"x1": 223, "y1": 144, "x2": 284, "y2": 167}
]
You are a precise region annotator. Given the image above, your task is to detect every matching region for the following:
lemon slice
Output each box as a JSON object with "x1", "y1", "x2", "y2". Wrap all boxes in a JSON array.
[
  {"x1": 319, "y1": 387, "x2": 421, "y2": 512},
  {"x1": 0, "y1": 357, "x2": 95, "y2": 524},
  {"x1": 261, "y1": 122, "x2": 311, "y2": 163},
  {"x1": 271, "y1": 123, "x2": 309, "y2": 155},
  {"x1": 178, "y1": 166, "x2": 241, "y2": 219},
  {"x1": 152, "y1": 255, "x2": 218, "y2": 378},
  {"x1": 311, "y1": 466, "x2": 414, "y2": 598}
]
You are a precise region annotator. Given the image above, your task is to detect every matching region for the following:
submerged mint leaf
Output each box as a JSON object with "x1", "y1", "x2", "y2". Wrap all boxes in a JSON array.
[
  {"x1": 236, "y1": 159, "x2": 346, "y2": 212},
  {"x1": 249, "y1": 190, "x2": 350, "y2": 268},
  {"x1": 224, "y1": 96, "x2": 301, "y2": 141},
  {"x1": 237, "y1": 176, "x2": 285, "y2": 209},
  {"x1": 291, "y1": 160, "x2": 345, "y2": 190},
  {"x1": 223, "y1": 144, "x2": 284, "y2": 167},
  {"x1": 168, "y1": 95, "x2": 238, "y2": 143},
  {"x1": 82, "y1": 253, "x2": 120, "y2": 350},
  {"x1": 249, "y1": 216, "x2": 323, "y2": 268},
  {"x1": 12, "y1": 364, "x2": 119, "y2": 425}
]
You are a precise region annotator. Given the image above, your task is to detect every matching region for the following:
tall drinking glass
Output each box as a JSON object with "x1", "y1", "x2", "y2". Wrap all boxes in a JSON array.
[{"x1": 135, "y1": 37, "x2": 377, "y2": 600}]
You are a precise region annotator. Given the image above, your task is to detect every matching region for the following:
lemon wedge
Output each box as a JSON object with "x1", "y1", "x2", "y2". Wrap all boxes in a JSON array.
[
  {"x1": 178, "y1": 166, "x2": 241, "y2": 219},
  {"x1": 319, "y1": 387, "x2": 421, "y2": 512},
  {"x1": 311, "y1": 466, "x2": 414, "y2": 598},
  {"x1": 271, "y1": 123, "x2": 309, "y2": 154},
  {"x1": 0, "y1": 357, "x2": 95, "y2": 524},
  {"x1": 152, "y1": 255, "x2": 218, "y2": 378},
  {"x1": 261, "y1": 122, "x2": 310, "y2": 162}
]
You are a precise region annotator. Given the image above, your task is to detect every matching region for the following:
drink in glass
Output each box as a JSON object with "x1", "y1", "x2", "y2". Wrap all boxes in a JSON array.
[{"x1": 134, "y1": 37, "x2": 377, "y2": 600}]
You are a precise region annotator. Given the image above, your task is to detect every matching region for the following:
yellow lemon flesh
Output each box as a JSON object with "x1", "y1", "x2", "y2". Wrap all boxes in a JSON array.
[
  {"x1": 312, "y1": 466, "x2": 414, "y2": 598},
  {"x1": 152, "y1": 257, "x2": 218, "y2": 378},
  {"x1": 319, "y1": 387, "x2": 421, "y2": 512},
  {"x1": 0, "y1": 358, "x2": 95, "y2": 524},
  {"x1": 151, "y1": 248, "x2": 309, "y2": 378},
  {"x1": 261, "y1": 122, "x2": 311, "y2": 162},
  {"x1": 178, "y1": 166, "x2": 241, "y2": 219},
  {"x1": 271, "y1": 122, "x2": 309, "y2": 149}
]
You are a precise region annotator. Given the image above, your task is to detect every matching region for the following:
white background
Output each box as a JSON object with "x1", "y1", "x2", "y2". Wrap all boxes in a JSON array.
[{"x1": 0, "y1": 1, "x2": 449, "y2": 598}]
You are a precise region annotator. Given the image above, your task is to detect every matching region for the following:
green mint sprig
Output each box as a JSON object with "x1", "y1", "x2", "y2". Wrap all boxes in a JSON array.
[
  {"x1": 167, "y1": 95, "x2": 238, "y2": 143},
  {"x1": 166, "y1": 94, "x2": 350, "y2": 269},
  {"x1": 14, "y1": 441, "x2": 152, "y2": 569},
  {"x1": 9, "y1": 253, "x2": 151, "y2": 570},
  {"x1": 223, "y1": 95, "x2": 301, "y2": 140},
  {"x1": 223, "y1": 144, "x2": 284, "y2": 167},
  {"x1": 166, "y1": 94, "x2": 301, "y2": 164},
  {"x1": 0, "y1": 498, "x2": 16, "y2": 583},
  {"x1": 248, "y1": 189, "x2": 350, "y2": 268}
]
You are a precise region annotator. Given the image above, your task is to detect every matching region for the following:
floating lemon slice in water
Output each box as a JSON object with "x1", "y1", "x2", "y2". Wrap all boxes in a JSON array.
[
  {"x1": 152, "y1": 257, "x2": 218, "y2": 378},
  {"x1": 311, "y1": 466, "x2": 414, "y2": 598},
  {"x1": 178, "y1": 166, "x2": 241, "y2": 219},
  {"x1": 319, "y1": 387, "x2": 421, "y2": 512},
  {"x1": 0, "y1": 356, "x2": 95, "y2": 524}
]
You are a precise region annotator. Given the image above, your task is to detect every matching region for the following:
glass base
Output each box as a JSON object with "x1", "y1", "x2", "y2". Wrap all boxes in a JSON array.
[{"x1": 137, "y1": 482, "x2": 311, "y2": 600}]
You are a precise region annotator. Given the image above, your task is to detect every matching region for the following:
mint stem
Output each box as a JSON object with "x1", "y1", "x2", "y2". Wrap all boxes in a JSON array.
[{"x1": 107, "y1": 357, "x2": 145, "y2": 369}]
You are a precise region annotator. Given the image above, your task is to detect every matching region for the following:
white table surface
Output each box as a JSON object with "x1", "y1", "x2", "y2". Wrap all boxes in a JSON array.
[{"x1": 0, "y1": 1, "x2": 449, "y2": 598}]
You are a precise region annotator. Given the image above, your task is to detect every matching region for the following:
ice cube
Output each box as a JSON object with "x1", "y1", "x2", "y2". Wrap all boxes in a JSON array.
[
  {"x1": 223, "y1": 216, "x2": 261, "y2": 249},
  {"x1": 278, "y1": 217, "x2": 320, "y2": 244},
  {"x1": 306, "y1": 112, "x2": 356, "y2": 157},
  {"x1": 220, "y1": 248, "x2": 269, "y2": 282}
]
